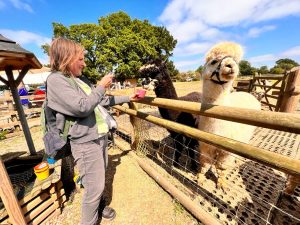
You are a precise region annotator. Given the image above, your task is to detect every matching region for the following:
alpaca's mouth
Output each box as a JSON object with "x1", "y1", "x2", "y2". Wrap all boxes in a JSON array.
[{"x1": 210, "y1": 71, "x2": 228, "y2": 85}]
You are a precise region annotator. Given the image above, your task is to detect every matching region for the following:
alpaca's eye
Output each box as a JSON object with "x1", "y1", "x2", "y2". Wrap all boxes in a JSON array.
[{"x1": 211, "y1": 60, "x2": 218, "y2": 65}]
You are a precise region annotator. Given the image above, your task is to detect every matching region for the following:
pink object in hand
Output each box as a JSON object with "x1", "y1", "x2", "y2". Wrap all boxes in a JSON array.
[{"x1": 136, "y1": 89, "x2": 146, "y2": 98}]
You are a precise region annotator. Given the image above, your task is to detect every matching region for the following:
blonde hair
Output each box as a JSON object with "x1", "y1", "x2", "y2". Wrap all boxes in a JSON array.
[{"x1": 49, "y1": 37, "x2": 85, "y2": 76}]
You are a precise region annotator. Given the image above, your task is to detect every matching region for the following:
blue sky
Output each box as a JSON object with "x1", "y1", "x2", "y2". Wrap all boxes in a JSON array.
[{"x1": 1, "y1": 0, "x2": 300, "y2": 72}]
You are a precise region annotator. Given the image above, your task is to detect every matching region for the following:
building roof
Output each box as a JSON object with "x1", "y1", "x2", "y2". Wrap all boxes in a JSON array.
[{"x1": 0, "y1": 34, "x2": 42, "y2": 71}]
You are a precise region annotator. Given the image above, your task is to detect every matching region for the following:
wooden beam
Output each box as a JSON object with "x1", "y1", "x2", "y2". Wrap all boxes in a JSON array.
[
  {"x1": 279, "y1": 68, "x2": 300, "y2": 113},
  {"x1": 114, "y1": 105, "x2": 300, "y2": 176},
  {"x1": 0, "y1": 75, "x2": 8, "y2": 85},
  {"x1": 132, "y1": 96, "x2": 300, "y2": 134},
  {"x1": 15, "y1": 64, "x2": 31, "y2": 86},
  {"x1": 5, "y1": 65, "x2": 36, "y2": 154},
  {"x1": 0, "y1": 158, "x2": 27, "y2": 225},
  {"x1": 252, "y1": 84, "x2": 281, "y2": 90},
  {"x1": 253, "y1": 75, "x2": 283, "y2": 80}
]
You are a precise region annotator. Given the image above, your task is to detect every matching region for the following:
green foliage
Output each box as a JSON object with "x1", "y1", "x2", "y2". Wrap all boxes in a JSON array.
[
  {"x1": 42, "y1": 11, "x2": 177, "y2": 83},
  {"x1": 0, "y1": 130, "x2": 8, "y2": 140},
  {"x1": 270, "y1": 66, "x2": 285, "y2": 74},
  {"x1": 239, "y1": 60, "x2": 257, "y2": 76},
  {"x1": 258, "y1": 66, "x2": 269, "y2": 74},
  {"x1": 195, "y1": 65, "x2": 204, "y2": 74},
  {"x1": 176, "y1": 71, "x2": 200, "y2": 81},
  {"x1": 273, "y1": 58, "x2": 299, "y2": 72}
]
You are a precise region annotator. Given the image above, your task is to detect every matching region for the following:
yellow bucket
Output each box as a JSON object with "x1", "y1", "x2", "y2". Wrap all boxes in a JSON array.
[{"x1": 34, "y1": 161, "x2": 49, "y2": 180}]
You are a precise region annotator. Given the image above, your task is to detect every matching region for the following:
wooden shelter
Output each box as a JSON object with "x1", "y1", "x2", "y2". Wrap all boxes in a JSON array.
[{"x1": 0, "y1": 34, "x2": 42, "y2": 154}]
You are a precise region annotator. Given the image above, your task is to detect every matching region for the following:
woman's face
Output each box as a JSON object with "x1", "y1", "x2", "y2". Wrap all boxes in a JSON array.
[{"x1": 69, "y1": 52, "x2": 86, "y2": 77}]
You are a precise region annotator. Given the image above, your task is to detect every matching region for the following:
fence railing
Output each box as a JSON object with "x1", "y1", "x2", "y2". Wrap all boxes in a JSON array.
[{"x1": 113, "y1": 97, "x2": 300, "y2": 176}]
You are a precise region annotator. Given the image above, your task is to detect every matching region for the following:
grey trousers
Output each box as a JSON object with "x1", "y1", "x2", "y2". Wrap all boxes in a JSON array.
[{"x1": 71, "y1": 135, "x2": 108, "y2": 225}]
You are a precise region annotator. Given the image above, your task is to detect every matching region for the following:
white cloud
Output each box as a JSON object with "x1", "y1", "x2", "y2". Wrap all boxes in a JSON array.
[
  {"x1": 253, "y1": 0, "x2": 300, "y2": 22},
  {"x1": 159, "y1": 0, "x2": 300, "y2": 71},
  {"x1": 247, "y1": 25, "x2": 276, "y2": 38},
  {"x1": 174, "y1": 42, "x2": 212, "y2": 56},
  {"x1": 173, "y1": 58, "x2": 204, "y2": 71},
  {"x1": 8, "y1": 0, "x2": 33, "y2": 13},
  {"x1": 248, "y1": 45, "x2": 300, "y2": 67},
  {"x1": 159, "y1": 0, "x2": 300, "y2": 43},
  {"x1": 0, "y1": 29, "x2": 51, "y2": 47},
  {"x1": 248, "y1": 54, "x2": 277, "y2": 64},
  {"x1": 281, "y1": 46, "x2": 300, "y2": 57}
]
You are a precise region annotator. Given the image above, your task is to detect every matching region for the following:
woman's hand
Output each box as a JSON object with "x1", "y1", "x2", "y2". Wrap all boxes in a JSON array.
[
  {"x1": 98, "y1": 73, "x2": 114, "y2": 88},
  {"x1": 130, "y1": 93, "x2": 140, "y2": 101}
]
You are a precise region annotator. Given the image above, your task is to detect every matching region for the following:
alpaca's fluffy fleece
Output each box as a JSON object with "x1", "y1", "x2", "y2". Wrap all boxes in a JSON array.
[
  {"x1": 205, "y1": 41, "x2": 244, "y2": 63},
  {"x1": 198, "y1": 41, "x2": 261, "y2": 188}
]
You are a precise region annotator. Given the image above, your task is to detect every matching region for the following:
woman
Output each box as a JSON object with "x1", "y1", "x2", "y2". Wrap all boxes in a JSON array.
[{"x1": 46, "y1": 37, "x2": 139, "y2": 225}]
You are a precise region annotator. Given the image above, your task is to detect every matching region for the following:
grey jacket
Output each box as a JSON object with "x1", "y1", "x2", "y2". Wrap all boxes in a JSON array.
[{"x1": 46, "y1": 71, "x2": 130, "y2": 143}]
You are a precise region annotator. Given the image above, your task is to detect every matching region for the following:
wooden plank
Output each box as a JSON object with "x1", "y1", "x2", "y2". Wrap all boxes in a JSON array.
[
  {"x1": 1, "y1": 182, "x2": 64, "y2": 222},
  {"x1": 0, "y1": 94, "x2": 45, "y2": 102},
  {"x1": 133, "y1": 96, "x2": 300, "y2": 134},
  {"x1": 0, "y1": 151, "x2": 26, "y2": 163},
  {"x1": 260, "y1": 101, "x2": 276, "y2": 108},
  {"x1": 42, "y1": 208, "x2": 61, "y2": 225},
  {"x1": 0, "y1": 121, "x2": 21, "y2": 129},
  {"x1": 0, "y1": 108, "x2": 41, "y2": 118},
  {"x1": 28, "y1": 200, "x2": 62, "y2": 225},
  {"x1": 279, "y1": 68, "x2": 300, "y2": 112},
  {"x1": 0, "y1": 159, "x2": 26, "y2": 225},
  {"x1": 115, "y1": 105, "x2": 300, "y2": 176},
  {"x1": 264, "y1": 94, "x2": 279, "y2": 99},
  {"x1": 25, "y1": 196, "x2": 53, "y2": 224},
  {"x1": 252, "y1": 84, "x2": 281, "y2": 89},
  {"x1": 0, "y1": 192, "x2": 50, "y2": 221},
  {"x1": 253, "y1": 75, "x2": 284, "y2": 80}
]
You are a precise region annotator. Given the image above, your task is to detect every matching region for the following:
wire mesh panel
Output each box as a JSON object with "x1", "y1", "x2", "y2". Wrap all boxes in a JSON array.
[{"x1": 114, "y1": 106, "x2": 300, "y2": 225}]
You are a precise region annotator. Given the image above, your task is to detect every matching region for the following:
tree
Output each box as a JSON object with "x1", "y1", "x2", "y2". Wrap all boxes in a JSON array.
[
  {"x1": 239, "y1": 60, "x2": 257, "y2": 76},
  {"x1": 270, "y1": 66, "x2": 285, "y2": 74},
  {"x1": 42, "y1": 11, "x2": 177, "y2": 83},
  {"x1": 272, "y1": 58, "x2": 299, "y2": 72},
  {"x1": 196, "y1": 65, "x2": 204, "y2": 74},
  {"x1": 258, "y1": 66, "x2": 269, "y2": 74}
]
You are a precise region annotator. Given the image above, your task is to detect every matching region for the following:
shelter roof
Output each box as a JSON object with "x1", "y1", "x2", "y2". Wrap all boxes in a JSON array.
[{"x1": 0, "y1": 34, "x2": 42, "y2": 71}]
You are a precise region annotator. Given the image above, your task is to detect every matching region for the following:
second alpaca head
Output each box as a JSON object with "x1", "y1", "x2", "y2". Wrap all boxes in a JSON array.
[{"x1": 202, "y1": 42, "x2": 243, "y2": 87}]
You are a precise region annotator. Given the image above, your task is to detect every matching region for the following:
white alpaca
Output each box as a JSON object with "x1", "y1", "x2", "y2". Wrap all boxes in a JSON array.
[{"x1": 198, "y1": 42, "x2": 261, "y2": 188}]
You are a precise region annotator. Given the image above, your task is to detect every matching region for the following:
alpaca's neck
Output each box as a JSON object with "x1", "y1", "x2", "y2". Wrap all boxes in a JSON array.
[
  {"x1": 201, "y1": 80, "x2": 233, "y2": 104},
  {"x1": 154, "y1": 77, "x2": 178, "y2": 100},
  {"x1": 154, "y1": 71, "x2": 178, "y2": 121}
]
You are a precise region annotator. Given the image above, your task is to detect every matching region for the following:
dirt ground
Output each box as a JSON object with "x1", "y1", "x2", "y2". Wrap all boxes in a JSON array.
[{"x1": 0, "y1": 125, "x2": 200, "y2": 225}]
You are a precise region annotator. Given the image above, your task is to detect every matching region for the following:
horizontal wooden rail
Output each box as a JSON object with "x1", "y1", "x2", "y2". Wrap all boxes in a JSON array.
[
  {"x1": 0, "y1": 94, "x2": 45, "y2": 102},
  {"x1": 264, "y1": 94, "x2": 279, "y2": 99},
  {"x1": 253, "y1": 76, "x2": 284, "y2": 80},
  {"x1": 114, "y1": 105, "x2": 300, "y2": 176},
  {"x1": 132, "y1": 97, "x2": 300, "y2": 134},
  {"x1": 0, "y1": 108, "x2": 41, "y2": 116},
  {"x1": 253, "y1": 84, "x2": 281, "y2": 89},
  {"x1": 261, "y1": 101, "x2": 276, "y2": 108}
]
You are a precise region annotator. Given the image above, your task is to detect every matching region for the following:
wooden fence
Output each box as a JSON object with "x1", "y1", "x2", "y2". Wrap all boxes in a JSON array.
[{"x1": 235, "y1": 67, "x2": 300, "y2": 111}]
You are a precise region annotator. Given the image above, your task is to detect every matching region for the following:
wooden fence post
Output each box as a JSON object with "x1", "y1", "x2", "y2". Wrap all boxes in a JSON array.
[
  {"x1": 0, "y1": 158, "x2": 27, "y2": 225},
  {"x1": 279, "y1": 67, "x2": 300, "y2": 113},
  {"x1": 128, "y1": 102, "x2": 138, "y2": 150}
]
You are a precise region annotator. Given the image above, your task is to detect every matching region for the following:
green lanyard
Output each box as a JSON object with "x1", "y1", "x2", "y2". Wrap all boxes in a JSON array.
[{"x1": 76, "y1": 79, "x2": 109, "y2": 134}]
